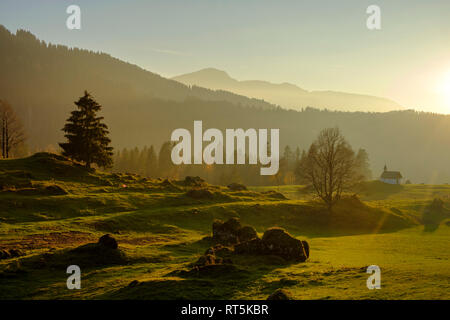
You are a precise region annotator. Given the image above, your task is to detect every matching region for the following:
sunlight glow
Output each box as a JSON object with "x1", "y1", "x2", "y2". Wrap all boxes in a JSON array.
[{"x1": 437, "y1": 70, "x2": 450, "y2": 110}]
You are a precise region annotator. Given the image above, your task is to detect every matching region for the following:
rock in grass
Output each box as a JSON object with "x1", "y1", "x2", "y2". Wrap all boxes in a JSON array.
[
  {"x1": 211, "y1": 218, "x2": 258, "y2": 245},
  {"x1": 227, "y1": 183, "x2": 247, "y2": 191},
  {"x1": 194, "y1": 243, "x2": 236, "y2": 269},
  {"x1": 194, "y1": 254, "x2": 221, "y2": 267},
  {"x1": 205, "y1": 245, "x2": 233, "y2": 257},
  {"x1": 27, "y1": 236, "x2": 125, "y2": 268},
  {"x1": 234, "y1": 238, "x2": 266, "y2": 255},
  {"x1": 267, "y1": 289, "x2": 293, "y2": 300},
  {"x1": 69, "y1": 242, "x2": 127, "y2": 266},
  {"x1": 98, "y1": 234, "x2": 118, "y2": 249},
  {"x1": 210, "y1": 219, "x2": 309, "y2": 261},
  {"x1": 235, "y1": 228, "x2": 309, "y2": 262},
  {"x1": 184, "y1": 176, "x2": 206, "y2": 187},
  {"x1": 238, "y1": 226, "x2": 258, "y2": 243},
  {"x1": 45, "y1": 184, "x2": 68, "y2": 195},
  {"x1": 301, "y1": 240, "x2": 310, "y2": 258},
  {"x1": 161, "y1": 179, "x2": 180, "y2": 191},
  {"x1": 212, "y1": 218, "x2": 242, "y2": 244},
  {"x1": 262, "y1": 228, "x2": 308, "y2": 262},
  {"x1": 186, "y1": 188, "x2": 214, "y2": 199}
]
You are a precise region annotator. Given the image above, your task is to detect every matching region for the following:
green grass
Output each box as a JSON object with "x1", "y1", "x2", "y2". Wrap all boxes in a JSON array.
[{"x1": 0, "y1": 153, "x2": 449, "y2": 299}]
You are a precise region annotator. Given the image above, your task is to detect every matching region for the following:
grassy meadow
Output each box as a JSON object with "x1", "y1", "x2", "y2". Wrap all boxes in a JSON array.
[{"x1": 0, "y1": 153, "x2": 449, "y2": 300}]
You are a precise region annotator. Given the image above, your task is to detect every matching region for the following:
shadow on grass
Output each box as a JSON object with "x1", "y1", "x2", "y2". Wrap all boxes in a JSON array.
[
  {"x1": 423, "y1": 218, "x2": 450, "y2": 233},
  {"x1": 100, "y1": 238, "x2": 302, "y2": 300},
  {"x1": 354, "y1": 181, "x2": 405, "y2": 201},
  {"x1": 0, "y1": 242, "x2": 155, "y2": 299},
  {"x1": 423, "y1": 223, "x2": 440, "y2": 232},
  {"x1": 422, "y1": 198, "x2": 450, "y2": 233},
  {"x1": 113, "y1": 196, "x2": 416, "y2": 240},
  {"x1": 101, "y1": 262, "x2": 294, "y2": 300}
]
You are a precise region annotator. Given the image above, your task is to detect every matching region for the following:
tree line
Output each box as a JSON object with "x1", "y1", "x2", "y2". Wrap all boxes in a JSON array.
[
  {"x1": 111, "y1": 137, "x2": 372, "y2": 189},
  {"x1": 111, "y1": 143, "x2": 303, "y2": 186},
  {"x1": 59, "y1": 90, "x2": 372, "y2": 210},
  {"x1": 2, "y1": 90, "x2": 374, "y2": 210}
]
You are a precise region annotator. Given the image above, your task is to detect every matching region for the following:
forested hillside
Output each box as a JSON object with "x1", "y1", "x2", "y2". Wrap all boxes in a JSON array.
[
  {"x1": 1, "y1": 26, "x2": 450, "y2": 184},
  {"x1": 0, "y1": 25, "x2": 275, "y2": 147}
]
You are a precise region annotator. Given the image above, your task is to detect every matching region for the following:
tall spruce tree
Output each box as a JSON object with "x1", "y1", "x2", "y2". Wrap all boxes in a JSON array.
[{"x1": 59, "y1": 91, "x2": 113, "y2": 168}]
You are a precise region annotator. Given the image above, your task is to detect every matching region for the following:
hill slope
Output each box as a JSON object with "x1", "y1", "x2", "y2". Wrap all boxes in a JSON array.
[
  {"x1": 173, "y1": 68, "x2": 403, "y2": 112},
  {"x1": 1, "y1": 153, "x2": 449, "y2": 300},
  {"x1": 1, "y1": 27, "x2": 450, "y2": 183},
  {"x1": 0, "y1": 26, "x2": 276, "y2": 148},
  {"x1": 0, "y1": 153, "x2": 413, "y2": 232}
]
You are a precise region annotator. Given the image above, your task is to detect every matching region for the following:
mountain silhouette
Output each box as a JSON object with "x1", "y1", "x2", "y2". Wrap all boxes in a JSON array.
[
  {"x1": 173, "y1": 68, "x2": 403, "y2": 112},
  {"x1": 1, "y1": 26, "x2": 450, "y2": 184}
]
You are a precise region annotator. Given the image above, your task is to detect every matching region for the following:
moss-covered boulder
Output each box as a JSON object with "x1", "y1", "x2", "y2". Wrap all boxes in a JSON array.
[
  {"x1": 212, "y1": 218, "x2": 242, "y2": 244},
  {"x1": 183, "y1": 176, "x2": 206, "y2": 187},
  {"x1": 227, "y1": 183, "x2": 247, "y2": 191},
  {"x1": 238, "y1": 226, "x2": 258, "y2": 243},
  {"x1": 98, "y1": 234, "x2": 118, "y2": 249},
  {"x1": 261, "y1": 228, "x2": 308, "y2": 262},
  {"x1": 45, "y1": 184, "x2": 68, "y2": 195},
  {"x1": 186, "y1": 188, "x2": 214, "y2": 199},
  {"x1": 234, "y1": 238, "x2": 266, "y2": 255},
  {"x1": 267, "y1": 288, "x2": 293, "y2": 300},
  {"x1": 194, "y1": 254, "x2": 220, "y2": 267},
  {"x1": 211, "y1": 218, "x2": 258, "y2": 245}
]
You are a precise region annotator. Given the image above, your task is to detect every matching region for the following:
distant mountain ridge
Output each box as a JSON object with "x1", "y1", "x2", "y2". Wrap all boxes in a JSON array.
[
  {"x1": 173, "y1": 68, "x2": 403, "y2": 112},
  {"x1": 1, "y1": 26, "x2": 450, "y2": 184},
  {"x1": 0, "y1": 26, "x2": 276, "y2": 110}
]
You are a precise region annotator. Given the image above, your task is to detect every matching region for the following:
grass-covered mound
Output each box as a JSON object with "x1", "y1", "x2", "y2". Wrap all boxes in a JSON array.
[
  {"x1": 0, "y1": 153, "x2": 416, "y2": 235},
  {"x1": 14, "y1": 237, "x2": 129, "y2": 271},
  {"x1": 0, "y1": 153, "x2": 448, "y2": 299},
  {"x1": 0, "y1": 152, "x2": 92, "y2": 182},
  {"x1": 352, "y1": 180, "x2": 406, "y2": 201}
]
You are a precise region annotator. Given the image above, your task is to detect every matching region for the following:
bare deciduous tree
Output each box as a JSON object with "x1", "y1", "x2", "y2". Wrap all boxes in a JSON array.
[
  {"x1": 297, "y1": 127, "x2": 357, "y2": 210},
  {"x1": 0, "y1": 100, "x2": 25, "y2": 158}
]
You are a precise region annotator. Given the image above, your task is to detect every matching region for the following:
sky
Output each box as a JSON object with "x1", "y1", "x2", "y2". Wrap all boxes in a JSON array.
[{"x1": 1, "y1": 0, "x2": 450, "y2": 113}]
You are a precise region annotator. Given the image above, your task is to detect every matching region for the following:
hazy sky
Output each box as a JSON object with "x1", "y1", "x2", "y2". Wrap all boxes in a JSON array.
[{"x1": 1, "y1": 0, "x2": 450, "y2": 113}]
